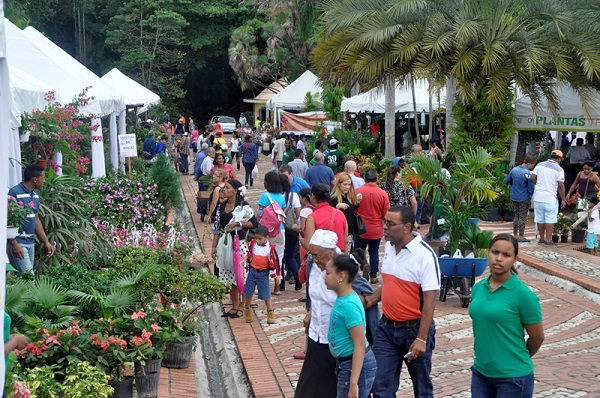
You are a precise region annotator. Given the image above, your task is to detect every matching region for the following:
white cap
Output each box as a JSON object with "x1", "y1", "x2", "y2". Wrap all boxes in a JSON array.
[
  {"x1": 221, "y1": 144, "x2": 228, "y2": 151},
  {"x1": 329, "y1": 138, "x2": 338, "y2": 146},
  {"x1": 309, "y1": 229, "x2": 338, "y2": 249}
]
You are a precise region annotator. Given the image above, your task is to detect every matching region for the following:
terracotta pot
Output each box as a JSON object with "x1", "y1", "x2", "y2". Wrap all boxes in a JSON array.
[{"x1": 37, "y1": 159, "x2": 49, "y2": 169}]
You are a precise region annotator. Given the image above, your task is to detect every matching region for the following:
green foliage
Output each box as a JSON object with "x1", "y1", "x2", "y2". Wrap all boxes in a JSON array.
[
  {"x1": 60, "y1": 361, "x2": 113, "y2": 398},
  {"x1": 150, "y1": 154, "x2": 184, "y2": 210},
  {"x1": 449, "y1": 88, "x2": 514, "y2": 158},
  {"x1": 321, "y1": 85, "x2": 345, "y2": 121},
  {"x1": 302, "y1": 92, "x2": 322, "y2": 112},
  {"x1": 18, "y1": 365, "x2": 61, "y2": 398},
  {"x1": 36, "y1": 170, "x2": 109, "y2": 270},
  {"x1": 460, "y1": 223, "x2": 494, "y2": 258},
  {"x1": 336, "y1": 128, "x2": 380, "y2": 159}
]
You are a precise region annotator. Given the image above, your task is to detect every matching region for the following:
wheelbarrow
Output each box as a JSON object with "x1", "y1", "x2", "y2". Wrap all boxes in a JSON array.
[{"x1": 438, "y1": 257, "x2": 488, "y2": 308}]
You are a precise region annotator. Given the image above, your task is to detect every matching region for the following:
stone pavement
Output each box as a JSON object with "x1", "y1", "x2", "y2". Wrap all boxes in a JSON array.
[{"x1": 178, "y1": 155, "x2": 600, "y2": 398}]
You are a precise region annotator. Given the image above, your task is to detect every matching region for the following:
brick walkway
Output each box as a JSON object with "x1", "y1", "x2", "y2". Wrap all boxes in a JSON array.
[{"x1": 176, "y1": 156, "x2": 600, "y2": 397}]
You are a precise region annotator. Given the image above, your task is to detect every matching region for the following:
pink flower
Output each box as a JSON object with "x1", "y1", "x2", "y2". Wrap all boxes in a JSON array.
[{"x1": 151, "y1": 323, "x2": 159, "y2": 332}]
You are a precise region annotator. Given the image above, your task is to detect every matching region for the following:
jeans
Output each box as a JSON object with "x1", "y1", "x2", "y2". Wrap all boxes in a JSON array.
[
  {"x1": 243, "y1": 161, "x2": 255, "y2": 185},
  {"x1": 415, "y1": 191, "x2": 424, "y2": 224},
  {"x1": 372, "y1": 319, "x2": 436, "y2": 398},
  {"x1": 471, "y1": 367, "x2": 534, "y2": 398},
  {"x1": 336, "y1": 349, "x2": 378, "y2": 398},
  {"x1": 353, "y1": 235, "x2": 381, "y2": 277},
  {"x1": 284, "y1": 231, "x2": 300, "y2": 284},
  {"x1": 13, "y1": 241, "x2": 35, "y2": 275}
]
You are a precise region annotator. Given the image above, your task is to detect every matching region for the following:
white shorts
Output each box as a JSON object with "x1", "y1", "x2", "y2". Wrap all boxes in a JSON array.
[{"x1": 534, "y1": 201, "x2": 558, "y2": 224}]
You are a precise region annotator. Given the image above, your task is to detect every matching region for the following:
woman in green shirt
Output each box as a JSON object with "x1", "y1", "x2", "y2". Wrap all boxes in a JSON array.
[{"x1": 469, "y1": 234, "x2": 544, "y2": 398}]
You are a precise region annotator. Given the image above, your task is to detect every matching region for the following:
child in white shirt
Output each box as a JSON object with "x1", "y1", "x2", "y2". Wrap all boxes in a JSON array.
[{"x1": 586, "y1": 196, "x2": 600, "y2": 255}]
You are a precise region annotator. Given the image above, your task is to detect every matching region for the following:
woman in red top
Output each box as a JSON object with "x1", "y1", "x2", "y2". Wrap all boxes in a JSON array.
[
  {"x1": 210, "y1": 153, "x2": 236, "y2": 179},
  {"x1": 302, "y1": 183, "x2": 348, "y2": 253}
]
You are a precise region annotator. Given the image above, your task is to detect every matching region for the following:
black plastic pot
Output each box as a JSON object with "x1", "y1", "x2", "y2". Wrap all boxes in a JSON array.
[
  {"x1": 560, "y1": 234, "x2": 569, "y2": 243},
  {"x1": 551, "y1": 235, "x2": 559, "y2": 243},
  {"x1": 110, "y1": 378, "x2": 133, "y2": 398},
  {"x1": 572, "y1": 229, "x2": 586, "y2": 243},
  {"x1": 484, "y1": 207, "x2": 502, "y2": 221},
  {"x1": 162, "y1": 337, "x2": 195, "y2": 369},
  {"x1": 135, "y1": 359, "x2": 161, "y2": 398},
  {"x1": 503, "y1": 210, "x2": 515, "y2": 221}
]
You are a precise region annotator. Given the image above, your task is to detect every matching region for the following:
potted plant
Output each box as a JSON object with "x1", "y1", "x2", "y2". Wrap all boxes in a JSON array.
[
  {"x1": 554, "y1": 214, "x2": 573, "y2": 243},
  {"x1": 161, "y1": 302, "x2": 206, "y2": 369},
  {"x1": 572, "y1": 220, "x2": 587, "y2": 243},
  {"x1": 7, "y1": 196, "x2": 33, "y2": 239},
  {"x1": 60, "y1": 361, "x2": 114, "y2": 398}
]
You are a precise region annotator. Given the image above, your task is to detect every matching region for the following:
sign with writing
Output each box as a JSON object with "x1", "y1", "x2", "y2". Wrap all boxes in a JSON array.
[
  {"x1": 514, "y1": 115, "x2": 600, "y2": 132},
  {"x1": 118, "y1": 134, "x2": 138, "y2": 158}
]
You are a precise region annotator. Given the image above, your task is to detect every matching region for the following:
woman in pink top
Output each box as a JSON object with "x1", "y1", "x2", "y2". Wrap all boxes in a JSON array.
[{"x1": 210, "y1": 153, "x2": 236, "y2": 179}]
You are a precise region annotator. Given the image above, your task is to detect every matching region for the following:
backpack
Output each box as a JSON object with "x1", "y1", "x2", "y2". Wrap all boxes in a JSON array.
[
  {"x1": 284, "y1": 192, "x2": 298, "y2": 234},
  {"x1": 247, "y1": 239, "x2": 280, "y2": 272},
  {"x1": 260, "y1": 192, "x2": 286, "y2": 238}
]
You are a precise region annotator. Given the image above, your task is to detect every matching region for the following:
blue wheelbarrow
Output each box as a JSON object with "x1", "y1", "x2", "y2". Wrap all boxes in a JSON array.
[{"x1": 438, "y1": 258, "x2": 488, "y2": 308}]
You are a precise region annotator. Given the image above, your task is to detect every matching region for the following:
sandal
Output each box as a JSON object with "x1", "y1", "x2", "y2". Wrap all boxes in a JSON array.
[
  {"x1": 229, "y1": 309, "x2": 243, "y2": 319},
  {"x1": 221, "y1": 309, "x2": 236, "y2": 317}
]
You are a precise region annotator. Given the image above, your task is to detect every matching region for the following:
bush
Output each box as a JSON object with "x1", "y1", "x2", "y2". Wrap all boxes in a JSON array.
[{"x1": 150, "y1": 154, "x2": 183, "y2": 210}]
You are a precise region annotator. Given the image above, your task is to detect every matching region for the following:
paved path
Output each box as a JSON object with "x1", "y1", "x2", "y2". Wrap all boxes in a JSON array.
[{"x1": 178, "y1": 156, "x2": 600, "y2": 397}]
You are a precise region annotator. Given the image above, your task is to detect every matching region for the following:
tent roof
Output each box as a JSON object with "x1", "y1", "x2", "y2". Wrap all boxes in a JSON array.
[
  {"x1": 101, "y1": 68, "x2": 160, "y2": 111},
  {"x1": 514, "y1": 85, "x2": 600, "y2": 131},
  {"x1": 243, "y1": 80, "x2": 287, "y2": 104},
  {"x1": 9, "y1": 65, "x2": 52, "y2": 121},
  {"x1": 341, "y1": 80, "x2": 445, "y2": 113},
  {"x1": 267, "y1": 71, "x2": 323, "y2": 110},
  {"x1": 6, "y1": 22, "x2": 124, "y2": 116}
]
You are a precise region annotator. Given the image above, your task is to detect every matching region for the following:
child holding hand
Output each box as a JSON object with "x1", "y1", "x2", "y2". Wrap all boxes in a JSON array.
[
  {"x1": 586, "y1": 196, "x2": 600, "y2": 255},
  {"x1": 243, "y1": 225, "x2": 280, "y2": 324}
]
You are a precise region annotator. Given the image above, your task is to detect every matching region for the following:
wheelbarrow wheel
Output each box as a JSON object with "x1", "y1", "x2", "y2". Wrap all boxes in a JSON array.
[
  {"x1": 459, "y1": 277, "x2": 471, "y2": 308},
  {"x1": 439, "y1": 276, "x2": 449, "y2": 302}
]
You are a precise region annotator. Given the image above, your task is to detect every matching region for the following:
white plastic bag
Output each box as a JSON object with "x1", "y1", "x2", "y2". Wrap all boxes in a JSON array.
[
  {"x1": 252, "y1": 164, "x2": 259, "y2": 180},
  {"x1": 452, "y1": 249, "x2": 464, "y2": 258},
  {"x1": 216, "y1": 233, "x2": 234, "y2": 271}
]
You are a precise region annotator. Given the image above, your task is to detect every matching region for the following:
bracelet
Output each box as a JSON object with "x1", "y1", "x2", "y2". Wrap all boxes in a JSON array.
[{"x1": 415, "y1": 338, "x2": 427, "y2": 344}]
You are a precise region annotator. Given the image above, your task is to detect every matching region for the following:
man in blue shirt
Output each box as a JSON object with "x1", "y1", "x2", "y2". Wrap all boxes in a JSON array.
[
  {"x1": 8, "y1": 164, "x2": 54, "y2": 274},
  {"x1": 279, "y1": 164, "x2": 309, "y2": 194},
  {"x1": 142, "y1": 131, "x2": 157, "y2": 159},
  {"x1": 194, "y1": 143, "x2": 209, "y2": 191},
  {"x1": 304, "y1": 151, "x2": 335, "y2": 191},
  {"x1": 503, "y1": 155, "x2": 536, "y2": 242}
]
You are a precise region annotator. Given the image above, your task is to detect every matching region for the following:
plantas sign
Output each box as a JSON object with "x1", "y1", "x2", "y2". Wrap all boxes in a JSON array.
[{"x1": 118, "y1": 134, "x2": 138, "y2": 158}]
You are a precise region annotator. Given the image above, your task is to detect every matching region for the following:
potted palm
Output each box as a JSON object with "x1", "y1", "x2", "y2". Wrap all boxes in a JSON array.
[{"x1": 554, "y1": 214, "x2": 573, "y2": 243}]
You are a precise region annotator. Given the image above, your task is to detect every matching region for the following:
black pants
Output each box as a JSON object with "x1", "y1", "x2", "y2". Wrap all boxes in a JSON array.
[
  {"x1": 243, "y1": 161, "x2": 255, "y2": 185},
  {"x1": 179, "y1": 153, "x2": 189, "y2": 173}
]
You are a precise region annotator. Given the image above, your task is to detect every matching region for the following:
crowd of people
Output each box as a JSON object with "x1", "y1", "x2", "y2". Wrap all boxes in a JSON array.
[{"x1": 192, "y1": 126, "x2": 546, "y2": 398}]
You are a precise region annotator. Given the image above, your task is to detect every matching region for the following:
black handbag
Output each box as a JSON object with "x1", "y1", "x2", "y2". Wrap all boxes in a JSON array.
[{"x1": 355, "y1": 214, "x2": 367, "y2": 235}]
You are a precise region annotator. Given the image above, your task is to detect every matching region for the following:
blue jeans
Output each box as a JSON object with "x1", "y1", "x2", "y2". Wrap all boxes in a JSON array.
[
  {"x1": 353, "y1": 235, "x2": 381, "y2": 278},
  {"x1": 13, "y1": 240, "x2": 35, "y2": 274},
  {"x1": 243, "y1": 161, "x2": 255, "y2": 185},
  {"x1": 471, "y1": 367, "x2": 534, "y2": 398},
  {"x1": 415, "y1": 191, "x2": 424, "y2": 224},
  {"x1": 284, "y1": 231, "x2": 300, "y2": 283},
  {"x1": 336, "y1": 349, "x2": 378, "y2": 398},
  {"x1": 372, "y1": 319, "x2": 436, "y2": 397}
]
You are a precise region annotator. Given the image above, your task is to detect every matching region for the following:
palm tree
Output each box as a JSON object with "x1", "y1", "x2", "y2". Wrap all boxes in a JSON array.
[{"x1": 312, "y1": 0, "x2": 600, "y2": 155}]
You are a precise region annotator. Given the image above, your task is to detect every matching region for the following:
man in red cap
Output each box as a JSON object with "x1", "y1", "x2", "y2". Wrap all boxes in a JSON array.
[{"x1": 530, "y1": 149, "x2": 566, "y2": 245}]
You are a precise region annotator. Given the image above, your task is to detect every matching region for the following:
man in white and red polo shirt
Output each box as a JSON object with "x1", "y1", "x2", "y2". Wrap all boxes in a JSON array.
[{"x1": 366, "y1": 205, "x2": 440, "y2": 397}]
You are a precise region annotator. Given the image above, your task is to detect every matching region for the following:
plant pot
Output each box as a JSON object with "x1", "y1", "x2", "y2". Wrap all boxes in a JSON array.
[
  {"x1": 560, "y1": 234, "x2": 569, "y2": 243},
  {"x1": 37, "y1": 159, "x2": 49, "y2": 169},
  {"x1": 110, "y1": 378, "x2": 134, "y2": 398},
  {"x1": 551, "y1": 235, "x2": 559, "y2": 243},
  {"x1": 6, "y1": 226, "x2": 19, "y2": 240},
  {"x1": 134, "y1": 359, "x2": 161, "y2": 398},
  {"x1": 483, "y1": 207, "x2": 502, "y2": 221},
  {"x1": 162, "y1": 336, "x2": 195, "y2": 369},
  {"x1": 572, "y1": 229, "x2": 586, "y2": 243},
  {"x1": 502, "y1": 210, "x2": 514, "y2": 221},
  {"x1": 19, "y1": 131, "x2": 31, "y2": 142}
]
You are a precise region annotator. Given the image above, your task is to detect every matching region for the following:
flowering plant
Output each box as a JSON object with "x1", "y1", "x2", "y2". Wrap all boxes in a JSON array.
[
  {"x1": 168, "y1": 301, "x2": 206, "y2": 338},
  {"x1": 7, "y1": 196, "x2": 34, "y2": 227},
  {"x1": 88, "y1": 331, "x2": 130, "y2": 381}
]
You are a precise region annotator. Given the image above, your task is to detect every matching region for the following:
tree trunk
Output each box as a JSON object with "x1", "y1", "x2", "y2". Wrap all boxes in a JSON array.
[
  {"x1": 384, "y1": 72, "x2": 396, "y2": 159},
  {"x1": 428, "y1": 78, "x2": 433, "y2": 142},
  {"x1": 411, "y1": 76, "x2": 421, "y2": 146},
  {"x1": 509, "y1": 131, "x2": 519, "y2": 167},
  {"x1": 445, "y1": 77, "x2": 457, "y2": 149}
]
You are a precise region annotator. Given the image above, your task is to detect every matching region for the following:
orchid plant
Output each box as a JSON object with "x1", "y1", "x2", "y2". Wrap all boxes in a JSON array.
[{"x1": 7, "y1": 196, "x2": 34, "y2": 227}]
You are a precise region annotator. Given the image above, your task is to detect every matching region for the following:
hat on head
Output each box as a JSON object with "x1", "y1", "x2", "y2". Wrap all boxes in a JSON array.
[
  {"x1": 221, "y1": 144, "x2": 228, "y2": 151},
  {"x1": 551, "y1": 149, "x2": 563, "y2": 158},
  {"x1": 309, "y1": 229, "x2": 338, "y2": 249},
  {"x1": 329, "y1": 138, "x2": 338, "y2": 146},
  {"x1": 393, "y1": 157, "x2": 405, "y2": 166}
]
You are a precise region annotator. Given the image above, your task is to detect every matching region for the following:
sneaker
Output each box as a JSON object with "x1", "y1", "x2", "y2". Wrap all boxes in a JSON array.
[
  {"x1": 517, "y1": 237, "x2": 530, "y2": 243},
  {"x1": 295, "y1": 282, "x2": 303, "y2": 291},
  {"x1": 544, "y1": 241, "x2": 557, "y2": 246},
  {"x1": 245, "y1": 306, "x2": 252, "y2": 323},
  {"x1": 267, "y1": 309, "x2": 276, "y2": 324},
  {"x1": 538, "y1": 240, "x2": 547, "y2": 245},
  {"x1": 370, "y1": 277, "x2": 379, "y2": 284}
]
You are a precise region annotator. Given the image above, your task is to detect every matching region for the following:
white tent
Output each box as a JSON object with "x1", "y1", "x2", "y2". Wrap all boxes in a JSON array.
[
  {"x1": 267, "y1": 70, "x2": 322, "y2": 111},
  {"x1": 514, "y1": 85, "x2": 600, "y2": 132},
  {"x1": 9, "y1": 66, "x2": 52, "y2": 121},
  {"x1": 101, "y1": 68, "x2": 160, "y2": 114},
  {"x1": 341, "y1": 80, "x2": 446, "y2": 113}
]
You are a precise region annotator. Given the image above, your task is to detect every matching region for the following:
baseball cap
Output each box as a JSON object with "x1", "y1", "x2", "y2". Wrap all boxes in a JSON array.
[
  {"x1": 393, "y1": 157, "x2": 405, "y2": 166},
  {"x1": 551, "y1": 149, "x2": 563, "y2": 158},
  {"x1": 329, "y1": 138, "x2": 338, "y2": 146},
  {"x1": 221, "y1": 144, "x2": 228, "y2": 151}
]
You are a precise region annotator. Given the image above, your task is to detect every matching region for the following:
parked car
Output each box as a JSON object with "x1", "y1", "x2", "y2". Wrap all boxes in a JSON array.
[{"x1": 209, "y1": 116, "x2": 236, "y2": 133}]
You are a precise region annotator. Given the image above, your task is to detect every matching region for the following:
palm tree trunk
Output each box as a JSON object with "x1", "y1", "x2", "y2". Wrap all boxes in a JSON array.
[
  {"x1": 509, "y1": 131, "x2": 519, "y2": 167},
  {"x1": 384, "y1": 72, "x2": 396, "y2": 159},
  {"x1": 428, "y1": 78, "x2": 433, "y2": 142},
  {"x1": 445, "y1": 77, "x2": 457, "y2": 148},
  {"x1": 411, "y1": 77, "x2": 421, "y2": 146}
]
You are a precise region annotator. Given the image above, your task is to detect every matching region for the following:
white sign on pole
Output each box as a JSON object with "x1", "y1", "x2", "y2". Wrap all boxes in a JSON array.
[{"x1": 118, "y1": 134, "x2": 138, "y2": 158}]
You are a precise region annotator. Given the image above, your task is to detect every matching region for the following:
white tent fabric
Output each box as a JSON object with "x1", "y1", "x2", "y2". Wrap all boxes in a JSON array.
[
  {"x1": 9, "y1": 66, "x2": 52, "y2": 122},
  {"x1": 267, "y1": 70, "x2": 323, "y2": 111},
  {"x1": 101, "y1": 68, "x2": 160, "y2": 114},
  {"x1": 514, "y1": 85, "x2": 600, "y2": 132},
  {"x1": 341, "y1": 80, "x2": 445, "y2": 113}
]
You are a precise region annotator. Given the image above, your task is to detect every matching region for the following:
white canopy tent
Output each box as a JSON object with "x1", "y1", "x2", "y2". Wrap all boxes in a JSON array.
[
  {"x1": 101, "y1": 68, "x2": 160, "y2": 113},
  {"x1": 267, "y1": 71, "x2": 326, "y2": 127},
  {"x1": 22, "y1": 25, "x2": 126, "y2": 176},
  {"x1": 341, "y1": 80, "x2": 446, "y2": 113},
  {"x1": 514, "y1": 85, "x2": 600, "y2": 132}
]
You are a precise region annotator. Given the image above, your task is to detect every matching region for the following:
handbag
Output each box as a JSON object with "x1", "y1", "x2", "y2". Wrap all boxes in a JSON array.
[
  {"x1": 284, "y1": 193, "x2": 299, "y2": 233},
  {"x1": 216, "y1": 233, "x2": 234, "y2": 272},
  {"x1": 355, "y1": 214, "x2": 367, "y2": 235}
]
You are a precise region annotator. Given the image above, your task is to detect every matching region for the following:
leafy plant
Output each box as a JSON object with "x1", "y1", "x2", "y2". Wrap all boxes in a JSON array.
[
  {"x1": 7, "y1": 195, "x2": 34, "y2": 227},
  {"x1": 150, "y1": 154, "x2": 183, "y2": 210},
  {"x1": 16, "y1": 365, "x2": 61, "y2": 398},
  {"x1": 302, "y1": 91, "x2": 322, "y2": 112},
  {"x1": 60, "y1": 361, "x2": 113, "y2": 398},
  {"x1": 554, "y1": 214, "x2": 573, "y2": 235},
  {"x1": 460, "y1": 223, "x2": 494, "y2": 258}
]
